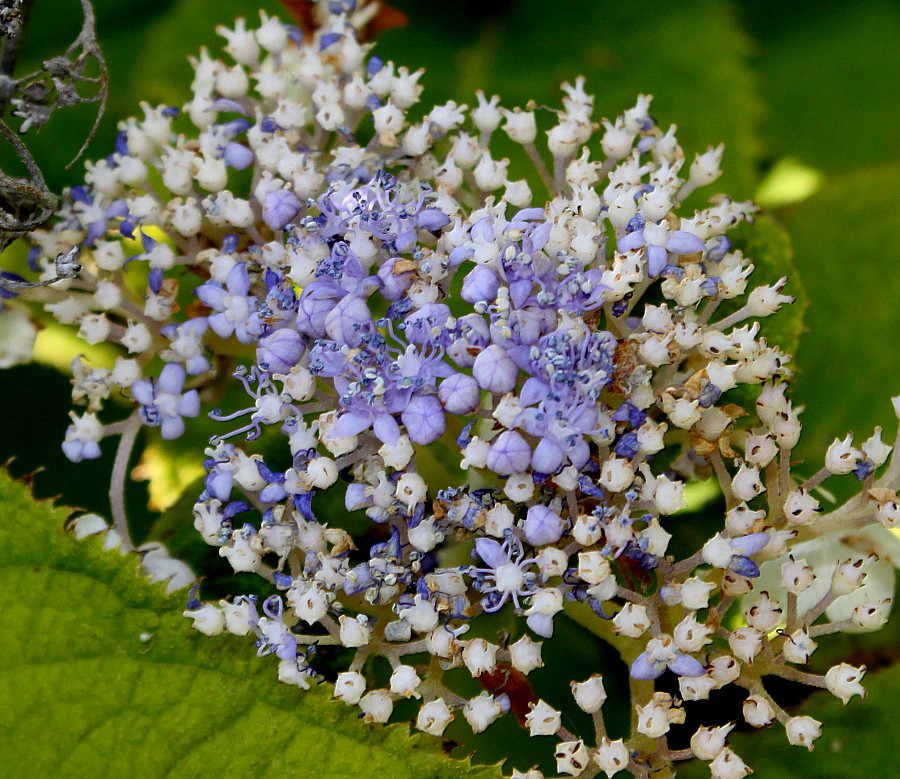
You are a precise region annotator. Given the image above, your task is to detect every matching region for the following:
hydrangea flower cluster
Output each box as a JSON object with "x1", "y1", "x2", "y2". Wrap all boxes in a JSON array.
[{"x1": 10, "y1": 2, "x2": 900, "y2": 776}]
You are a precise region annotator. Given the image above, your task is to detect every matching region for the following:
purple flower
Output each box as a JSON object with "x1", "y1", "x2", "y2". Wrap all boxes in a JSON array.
[
  {"x1": 630, "y1": 636, "x2": 706, "y2": 680},
  {"x1": 196, "y1": 262, "x2": 258, "y2": 344},
  {"x1": 401, "y1": 394, "x2": 446, "y2": 444},
  {"x1": 618, "y1": 221, "x2": 705, "y2": 278},
  {"x1": 256, "y1": 328, "x2": 305, "y2": 374},
  {"x1": 486, "y1": 430, "x2": 532, "y2": 475},
  {"x1": 523, "y1": 505, "x2": 565, "y2": 546},
  {"x1": 132, "y1": 363, "x2": 200, "y2": 439},
  {"x1": 438, "y1": 373, "x2": 481, "y2": 415},
  {"x1": 263, "y1": 190, "x2": 302, "y2": 230},
  {"x1": 468, "y1": 536, "x2": 539, "y2": 612}
]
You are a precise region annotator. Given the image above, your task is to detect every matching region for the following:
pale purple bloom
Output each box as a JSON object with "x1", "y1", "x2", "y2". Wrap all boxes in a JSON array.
[{"x1": 132, "y1": 363, "x2": 200, "y2": 439}]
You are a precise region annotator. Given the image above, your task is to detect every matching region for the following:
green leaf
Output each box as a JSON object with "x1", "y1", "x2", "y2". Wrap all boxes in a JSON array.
[
  {"x1": 750, "y1": 1, "x2": 900, "y2": 175},
  {"x1": 383, "y1": 0, "x2": 763, "y2": 198},
  {"x1": 781, "y1": 162, "x2": 900, "y2": 483},
  {"x1": 0, "y1": 469, "x2": 503, "y2": 779}
]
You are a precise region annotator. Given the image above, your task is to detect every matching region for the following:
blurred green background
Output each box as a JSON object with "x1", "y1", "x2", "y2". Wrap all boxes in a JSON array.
[{"x1": 1, "y1": 0, "x2": 899, "y2": 776}]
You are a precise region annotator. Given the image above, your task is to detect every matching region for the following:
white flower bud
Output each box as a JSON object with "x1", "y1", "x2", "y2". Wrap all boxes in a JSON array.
[
  {"x1": 853, "y1": 599, "x2": 891, "y2": 630},
  {"x1": 732, "y1": 462, "x2": 765, "y2": 501},
  {"x1": 573, "y1": 514, "x2": 603, "y2": 546},
  {"x1": 782, "y1": 628, "x2": 817, "y2": 664},
  {"x1": 747, "y1": 278, "x2": 794, "y2": 317},
  {"x1": 781, "y1": 556, "x2": 814, "y2": 594},
  {"x1": 389, "y1": 665, "x2": 422, "y2": 698},
  {"x1": 184, "y1": 603, "x2": 225, "y2": 636},
  {"x1": 681, "y1": 577, "x2": 716, "y2": 610},
  {"x1": 745, "y1": 592, "x2": 783, "y2": 632},
  {"x1": 505, "y1": 472, "x2": 535, "y2": 503},
  {"x1": 744, "y1": 432, "x2": 778, "y2": 467},
  {"x1": 510, "y1": 635, "x2": 544, "y2": 674},
  {"x1": 571, "y1": 675, "x2": 607, "y2": 713},
  {"x1": 379, "y1": 435, "x2": 414, "y2": 470},
  {"x1": 334, "y1": 671, "x2": 367, "y2": 705},
  {"x1": 783, "y1": 489, "x2": 820, "y2": 525},
  {"x1": 680, "y1": 674, "x2": 717, "y2": 701},
  {"x1": 577, "y1": 551, "x2": 611, "y2": 585},
  {"x1": 654, "y1": 475, "x2": 686, "y2": 514},
  {"x1": 742, "y1": 694, "x2": 775, "y2": 727},
  {"x1": 688, "y1": 145, "x2": 724, "y2": 188},
  {"x1": 536, "y1": 546, "x2": 569, "y2": 578},
  {"x1": 526, "y1": 699, "x2": 562, "y2": 737},
  {"x1": 825, "y1": 663, "x2": 867, "y2": 705},
  {"x1": 703, "y1": 533, "x2": 737, "y2": 569},
  {"x1": 863, "y1": 426, "x2": 892, "y2": 466},
  {"x1": 408, "y1": 518, "x2": 442, "y2": 553},
  {"x1": 594, "y1": 738, "x2": 629, "y2": 777},
  {"x1": 709, "y1": 655, "x2": 741, "y2": 687},
  {"x1": 825, "y1": 433, "x2": 861, "y2": 475},
  {"x1": 636, "y1": 697, "x2": 673, "y2": 738},
  {"x1": 338, "y1": 615, "x2": 371, "y2": 648},
  {"x1": 464, "y1": 693, "x2": 503, "y2": 733},
  {"x1": 416, "y1": 698, "x2": 454, "y2": 736},
  {"x1": 359, "y1": 690, "x2": 394, "y2": 724},
  {"x1": 785, "y1": 715, "x2": 822, "y2": 751},
  {"x1": 710, "y1": 748, "x2": 752, "y2": 779},
  {"x1": 691, "y1": 722, "x2": 735, "y2": 761},
  {"x1": 674, "y1": 613, "x2": 713, "y2": 653},
  {"x1": 612, "y1": 602, "x2": 651, "y2": 638},
  {"x1": 502, "y1": 108, "x2": 537, "y2": 144},
  {"x1": 219, "y1": 531, "x2": 262, "y2": 573},
  {"x1": 462, "y1": 638, "x2": 499, "y2": 677},
  {"x1": 725, "y1": 503, "x2": 766, "y2": 535},
  {"x1": 484, "y1": 503, "x2": 515, "y2": 537},
  {"x1": 399, "y1": 594, "x2": 440, "y2": 633},
  {"x1": 600, "y1": 457, "x2": 634, "y2": 492},
  {"x1": 395, "y1": 472, "x2": 427, "y2": 510},
  {"x1": 728, "y1": 627, "x2": 764, "y2": 664},
  {"x1": 555, "y1": 740, "x2": 592, "y2": 776}
]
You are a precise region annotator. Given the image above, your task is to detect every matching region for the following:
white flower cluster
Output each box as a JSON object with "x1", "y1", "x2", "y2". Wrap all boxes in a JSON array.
[{"x1": 7, "y1": 2, "x2": 900, "y2": 777}]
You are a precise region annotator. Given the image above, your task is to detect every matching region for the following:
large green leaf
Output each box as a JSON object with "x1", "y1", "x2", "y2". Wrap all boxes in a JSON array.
[
  {"x1": 781, "y1": 162, "x2": 900, "y2": 481},
  {"x1": 746, "y1": 0, "x2": 900, "y2": 175},
  {"x1": 0, "y1": 469, "x2": 502, "y2": 779}
]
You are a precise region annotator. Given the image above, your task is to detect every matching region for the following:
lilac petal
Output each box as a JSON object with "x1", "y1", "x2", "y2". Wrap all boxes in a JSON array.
[
  {"x1": 401, "y1": 394, "x2": 446, "y2": 445},
  {"x1": 531, "y1": 438, "x2": 564, "y2": 474},
  {"x1": 512, "y1": 207, "x2": 545, "y2": 223},
  {"x1": 509, "y1": 278, "x2": 533, "y2": 309},
  {"x1": 630, "y1": 652, "x2": 664, "y2": 680},
  {"x1": 529, "y1": 221, "x2": 553, "y2": 253},
  {"x1": 207, "y1": 312, "x2": 234, "y2": 338},
  {"x1": 373, "y1": 413, "x2": 401, "y2": 445},
  {"x1": 667, "y1": 653, "x2": 707, "y2": 678},
  {"x1": 196, "y1": 283, "x2": 227, "y2": 309},
  {"x1": 178, "y1": 390, "x2": 200, "y2": 417},
  {"x1": 329, "y1": 411, "x2": 372, "y2": 438},
  {"x1": 417, "y1": 208, "x2": 450, "y2": 231},
  {"x1": 526, "y1": 612, "x2": 554, "y2": 638},
  {"x1": 729, "y1": 555, "x2": 760, "y2": 578},
  {"x1": 257, "y1": 328, "x2": 304, "y2": 374},
  {"x1": 519, "y1": 377, "x2": 548, "y2": 407},
  {"x1": 131, "y1": 380, "x2": 155, "y2": 406},
  {"x1": 618, "y1": 230, "x2": 646, "y2": 252},
  {"x1": 731, "y1": 532, "x2": 770, "y2": 557},
  {"x1": 223, "y1": 142, "x2": 255, "y2": 169},
  {"x1": 207, "y1": 471, "x2": 233, "y2": 502},
  {"x1": 475, "y1": 537, "x2": 511, "y2": 569},
  {"x1": 186, "y1": 354, "x2": 211, "y2": 376},
  {"x1": 394, "y1": 229, "x2": 418, "y2": 253},
  {"x1": 566, "y1": 438, "x2": 591, "y2": 469},
  {"x1": 160, "y1": 415, "x2": 185, "y2": 440},
  {"x1": 345, "y1": 483, "x2": 369, "y2": 511},
  {"x1": 226, "y1": 262, "x2": 251, "y2": 296},
  {"x1": 647, "y1": 244, "x2": 668, "y2": 277},
  {"x1": 210, "y1": 98, "x2": 249, "y2": 115},
  {"x1": 158, "y1": 363, "x2": 186, "y2": 394},
  {"x1": 472, "y1": 344, "x2": 518, "y2": 394},
  {"x1": 665, "y1": 230, "x2": 705, "y2": 255}
]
